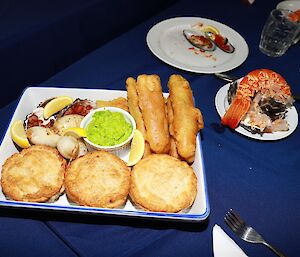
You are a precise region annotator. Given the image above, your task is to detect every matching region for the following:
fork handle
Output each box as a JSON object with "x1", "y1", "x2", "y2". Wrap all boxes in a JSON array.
[{"x1": 262, "y1": 241, "x2": 287, "y2": 257}]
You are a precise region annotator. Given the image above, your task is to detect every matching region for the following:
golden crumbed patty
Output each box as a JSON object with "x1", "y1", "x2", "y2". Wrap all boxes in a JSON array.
[
  {"x1": 65, "y1": 150, "x2": 131, "y2": 208},
  {"x1": 1, "y1": 145, "x2": 66, "y2": 202},
  {"x1": 130, "y1": 154, "x2": 197, "y2": 213}
]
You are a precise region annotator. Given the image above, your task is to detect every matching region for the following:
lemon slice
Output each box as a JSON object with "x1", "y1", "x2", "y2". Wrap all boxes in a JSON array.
[
  {"x1": 43, "y1": 96, "x2": 73, "y2": 119},
  {"x1": 127, "y1": 129, "x2": 145, "y2": 166},
  {"x1": 62, "y1": 127, "x2": 87, "y2": 139},
  {"x1": 200, "y1": 25, "x2": 220, "y2": 35},
  {"x1": 10, "y1": 120, "x2": 30, "y2": 148}
]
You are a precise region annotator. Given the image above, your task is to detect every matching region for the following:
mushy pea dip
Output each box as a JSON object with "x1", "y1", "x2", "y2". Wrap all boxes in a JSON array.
[{"x1": 86, "y1": 110, "x2": 133, "y2": 146}]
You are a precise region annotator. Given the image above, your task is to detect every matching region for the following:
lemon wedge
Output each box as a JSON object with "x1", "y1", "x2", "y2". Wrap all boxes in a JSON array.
[
  {"x1": 200, "y1": 25, "x2": 220, "y2": 35},
  {"x1": 127, "y1": 129, "x2": 145, "y2": 166},
  {"x1": 43, "y1": 96, "x2": 73, "y2": 119},
  {"x1": 10, "y1": 120, "x2": 30, "y2": 148},
  {"x1": 62, "y1": 127, "x2": 87, "y2": 139}
]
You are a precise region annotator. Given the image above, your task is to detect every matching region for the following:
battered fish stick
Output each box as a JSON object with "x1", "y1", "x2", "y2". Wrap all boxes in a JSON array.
[
  {"x1": 136, "y1": 74, "x2": 170, "y2": 154},
  {"x1": 168, "y1": 74, "x2": 204, "y2": 163},
  {"x1": 166, "y1": 97, "x2": 180, "y2": 159},
  {"x1": 126, "y1": 77, "x2": 151, "y2": 157}
]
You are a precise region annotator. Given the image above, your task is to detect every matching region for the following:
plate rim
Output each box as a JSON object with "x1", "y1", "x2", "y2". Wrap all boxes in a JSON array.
[
  {"x1": 146, "y1": 16, "x2": 249, "y2": 74},
  {"x1": 215, "y1": 82, "x2": 299, "y2": 140},
  {"x1": 0, "y1": 86, "x2": 210, "y2": 222}
]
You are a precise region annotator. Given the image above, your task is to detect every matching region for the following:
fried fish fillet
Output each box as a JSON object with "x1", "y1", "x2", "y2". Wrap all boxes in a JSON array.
[
  {"x1": 96, "y1": 97, "x2": 128, "y2": 112},
  {"x1": 65, "y1": 151, "x2": 130, "y2": 208},
  {"x1": 1, "y1": 145, "x2": 66, "y2": 202},
  {"x1": 166, "y1": 97, "x2": 180, "y2": 159},
  {"x1": 126, "y1": 77, "x2": 151, "y2": 157},
  {"x1": 168, "y1": 75, "x2": 204, "y2": 163},
  {"x1": 130, "y1": 154, "x2": 197, "y2": 213},
  {"x1": 136, "y1": 74, "x2": 170, "y2": 154}
]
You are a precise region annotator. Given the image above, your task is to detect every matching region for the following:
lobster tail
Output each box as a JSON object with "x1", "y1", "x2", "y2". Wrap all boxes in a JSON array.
[{"x1": 221, "y1": 96, "x2": 250, "y2": 129}]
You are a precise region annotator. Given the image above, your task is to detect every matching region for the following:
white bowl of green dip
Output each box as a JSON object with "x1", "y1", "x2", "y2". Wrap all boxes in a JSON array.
[{"x1": 80, "y1": 107, "x2": 136, "y2": 154}]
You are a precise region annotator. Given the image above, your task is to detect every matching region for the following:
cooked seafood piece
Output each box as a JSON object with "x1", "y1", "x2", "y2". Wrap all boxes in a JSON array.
[
  {"x1": 25, "y1": 107, "x2": 56, "y2": 129},
  {"x1": 222, "y1": 69, "x2": 294, "y2": 132},
  {"x1": 77, "y1": 139, "x2": 88, "y2": 157},
  {"x1": 37, "y1": 97, "x2": 60, "y2": 108},
  {"x1": 26, "y1": 126, "x2": 60, "y2": 147},
  {"x1": 52, "y1": 114, "x2": 84, "y2": 135},
  {"x1": 96, "y1": 97, "x2": 128, "y2": 112},
  {"x1": 205, "y1": 32, "x2": 235, "y2": 53},
  {"x1": 1, "y1": 145, "x2": 66, "y2": 202},
  {"x1": 183, "y1": 29, "x2": 216, "y2": 51},
  {"x1": 136, "y1": 74, "x2": 170, "y2": 154},
  {"x1": 288, "y1": 9, "x2": 300, "y2": 22},
  {"x1": 57, "y1": 136, "x2": 79, "y2": 160},
  {"x1": 27, "y1": 126, "x2": 86, "y2": 159},
  {"x1": 60, "y1": 98, "x2": 94, "y2": 116},
  {"x1": 227, "y1": 80, "x2": 238, "y2": 105},
  {"x1": 167, "y1": 75, "x2": 204, "y2": 163},
  {"x1": 25, "y1": 97, "x2": 78, "y2": 129},
  {"x1": 259, "y1": 98, "x2": 287, "y2": 121}
]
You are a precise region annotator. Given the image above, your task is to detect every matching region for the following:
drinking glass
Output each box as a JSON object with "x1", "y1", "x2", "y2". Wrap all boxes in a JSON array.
[{"x1": 259, "y1": 9, "x2": 300, "y2": 57}]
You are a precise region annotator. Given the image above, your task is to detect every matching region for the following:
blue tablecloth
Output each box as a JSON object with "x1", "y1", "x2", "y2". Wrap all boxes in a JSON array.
[
  {"x1": 0, "y1": 0, "x2": 177, "y2": 108},
  {"x1": 1, "y1": 0, "x2": 299, "y2": 256}
]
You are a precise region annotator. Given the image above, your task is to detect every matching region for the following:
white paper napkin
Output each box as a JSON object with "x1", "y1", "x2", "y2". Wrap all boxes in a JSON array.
[{"x1": 213, "y1": 224, "x2": 248, "y2": 257}]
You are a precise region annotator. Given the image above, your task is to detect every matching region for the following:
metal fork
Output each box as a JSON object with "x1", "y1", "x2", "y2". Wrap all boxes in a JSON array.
[{"x1": 224, "y1": 209, "x2": 287, "y2": 257}]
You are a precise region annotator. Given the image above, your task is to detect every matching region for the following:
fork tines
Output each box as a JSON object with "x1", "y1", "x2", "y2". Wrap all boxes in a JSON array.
[{"x1": 224, "y1": 209, "x2": 247, "y2": 232}]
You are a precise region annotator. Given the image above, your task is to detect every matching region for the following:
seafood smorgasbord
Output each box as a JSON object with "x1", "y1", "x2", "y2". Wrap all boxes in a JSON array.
[
  {"x1": 1, "y1": 74, "x2": 204, "y2": 213},
  {"x1": 221, "y1": 69, "x2": 294, "y2": 133}
]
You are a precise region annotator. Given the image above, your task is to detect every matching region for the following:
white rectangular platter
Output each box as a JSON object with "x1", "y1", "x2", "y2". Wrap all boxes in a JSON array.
[{"x1": 0, "y1": 86, "x2": 210, "y2": 222}]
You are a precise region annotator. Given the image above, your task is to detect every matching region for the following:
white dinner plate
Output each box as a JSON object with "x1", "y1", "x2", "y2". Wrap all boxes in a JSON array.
[
  {"x1": 215, "y1": 82, "x2": 298, "y2": 140},
  {"x1": 0, "y1": 86, "x2": 210, "y2": 222},
  {"x1": 277, "y1": 0, "x2": 300, "y2": 11},
  {"x1": 146, "y1": 17, "x2": 249, "y2": 74}
]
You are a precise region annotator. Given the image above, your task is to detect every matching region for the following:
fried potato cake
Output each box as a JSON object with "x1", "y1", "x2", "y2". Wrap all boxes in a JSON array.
[
  {"x1": 136, "y1": 74, "x2": 170, "y2": 154},
  {"x1": 1, "y1": 145, "x2": 66, "y2": 202},
  {"x1": 130, "y1": 154, "x2": 197, "y2": 213},
  {"x1": 168, "y1": 75, "x2": 204, "y2": 163},
  {"x1": 65, "y1": 151, "x2": 131, "y2": 208}
]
